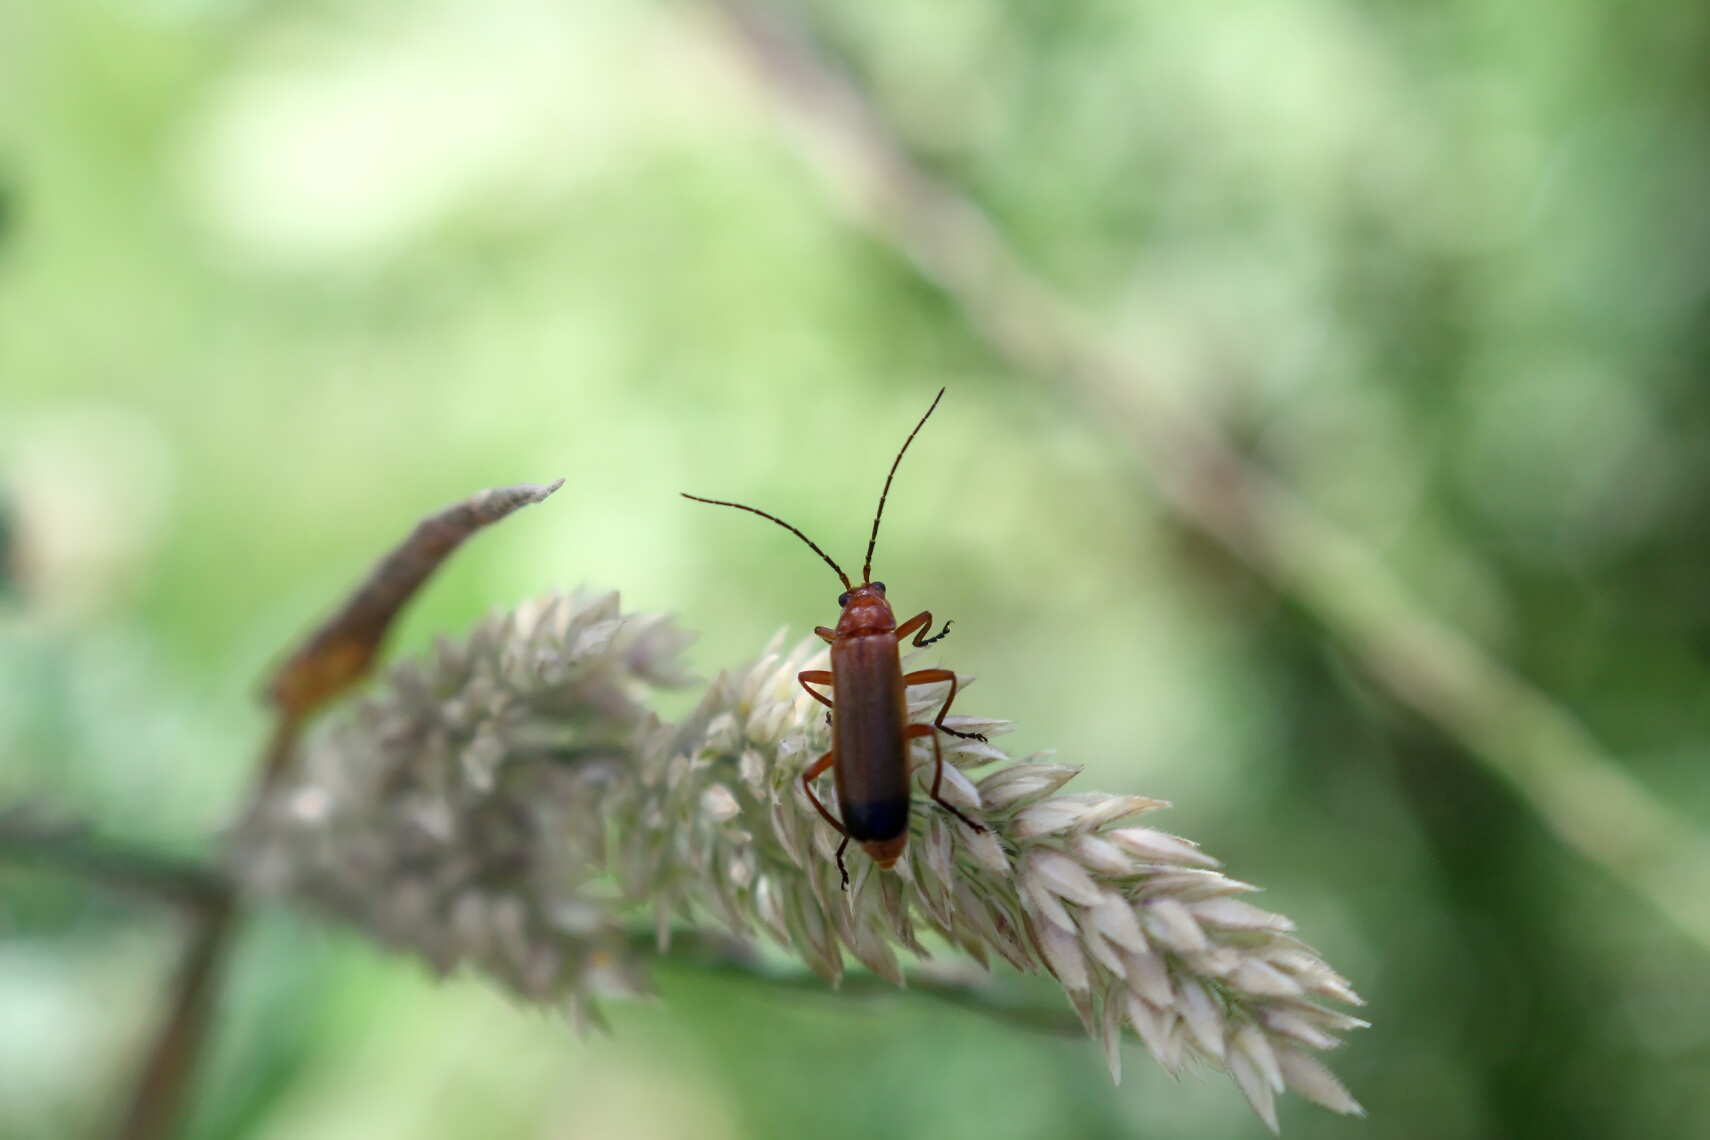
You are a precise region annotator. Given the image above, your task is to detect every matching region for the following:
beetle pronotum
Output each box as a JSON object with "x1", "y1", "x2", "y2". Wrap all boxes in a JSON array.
[{"x1": 683, "y1": 388, "x2": 987, "y2": 887}]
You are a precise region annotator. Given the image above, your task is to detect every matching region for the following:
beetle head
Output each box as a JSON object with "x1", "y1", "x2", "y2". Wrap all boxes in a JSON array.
[{"x1": 834, "y1": 582, "x2": 895, "y2": 636}]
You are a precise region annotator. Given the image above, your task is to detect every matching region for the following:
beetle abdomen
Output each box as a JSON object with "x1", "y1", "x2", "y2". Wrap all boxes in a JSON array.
[{"x1": 829, "y1": 632, "x2": 912, "y2": 842}]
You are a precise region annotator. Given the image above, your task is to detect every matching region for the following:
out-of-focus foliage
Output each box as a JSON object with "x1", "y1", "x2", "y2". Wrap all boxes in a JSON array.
[{"x1": 2, "y1": 0, "x2": 1708, "y2": 1137}]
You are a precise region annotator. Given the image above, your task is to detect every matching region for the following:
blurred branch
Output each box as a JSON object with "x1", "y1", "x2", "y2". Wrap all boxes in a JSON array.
[
  {"x1": 109, "y1": 897, "x2": 236, "y2": 1140},
  {"x1": 643, "y1": 930, "x2": 1089, "y2": 1038},
  {"x1": 0, "y1": 813, "x2": 1091, "y2": 1045},
  {"x1": 0, "y1": 813, "x2": 233, "y2": 1140},
  {"x1": 0, "y1": 487, "x2": 21, "y2": 602},
  {"x1": 703, "y1": 0, "x2": 1710, "y2": 955},
  {"x1": 106, "y1": 480, "x2": 562, "y2": 1140},
  {"x1": 0, "y1": 810, "x2": 227, "y2": 911}
]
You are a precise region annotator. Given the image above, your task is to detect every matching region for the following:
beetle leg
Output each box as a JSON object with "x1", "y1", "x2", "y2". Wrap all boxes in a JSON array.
[
  {"x1": 802, "y1": 751, "x2": 854, "y2": 888},
  {"x1": 894, "y1": 611, "x2": 929, "y2": 640},
  {"x1": 895, "y1": 610, "x2": 953, "y2": 648},
  {"x1": 814, "y1": 625, "x2": 838, "y2": 644},
  {"x1": 799, "y1": 749, "x2": 848, "y2": 836},
  {"x1": 902, "y1": 666, "x2": 988, "y2": 742},
  {"x1": 798, "y1": 669, "x2": 834, "y2": 710},
  {"x1": 799, "y1": 669, "x2": 835, "y2": 730},
  {"x1": 905, "y1": 722, "x2": 985, "y2": 833},
  {"x1": 915, "y1": 620, "x2": 953, "y2": 647}
]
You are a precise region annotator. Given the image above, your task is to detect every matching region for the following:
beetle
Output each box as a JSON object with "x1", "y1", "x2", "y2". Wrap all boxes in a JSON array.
[{"x1": 683, "y1": 387, "x2": 987, "y2": 888}]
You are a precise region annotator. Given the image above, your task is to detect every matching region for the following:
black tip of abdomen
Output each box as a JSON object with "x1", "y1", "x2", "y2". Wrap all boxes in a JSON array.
[{"x1": 842, "y1": 794, "x2": 910, "y2": 842}]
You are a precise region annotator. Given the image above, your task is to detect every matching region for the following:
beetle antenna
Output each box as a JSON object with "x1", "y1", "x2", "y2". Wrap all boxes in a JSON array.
[
  {"x1": 681, "y1": 494, "x2": 854, "y2": 591},
  {"x1": 862, "y1": 387, "x2": 945, "y2": 584}
]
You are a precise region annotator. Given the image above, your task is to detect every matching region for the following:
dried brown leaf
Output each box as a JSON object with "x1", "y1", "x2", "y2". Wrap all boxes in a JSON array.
[{"x1": 266, "y1": 480, "x2": 563, "y2": 721}]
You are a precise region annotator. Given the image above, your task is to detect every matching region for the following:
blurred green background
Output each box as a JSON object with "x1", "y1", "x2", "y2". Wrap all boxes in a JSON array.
[{"x1": 4, "y1": 0, "x2": 1710, "y2": 1136}]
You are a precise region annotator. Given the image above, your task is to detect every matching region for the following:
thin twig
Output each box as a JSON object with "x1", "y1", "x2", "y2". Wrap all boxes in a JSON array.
[
  {"x1": 0, "y1": 819, "x2": 1093, "y2": 1046},
  {"x1": 635, "y1": 930, "x2": 1088, "y2": 1038},
  {"x1": 0, "y1": 814, "x2": 237, "y2": 1140},
  {"x1": 108, "y1": 897, "x2": 236, "y2": 1140},
  {"x1": 703, "y1": 0, "x2": 1710, "y2": 955},
  {"x1": 0, "y1": 812, "x2": 227, "y2": 911}
]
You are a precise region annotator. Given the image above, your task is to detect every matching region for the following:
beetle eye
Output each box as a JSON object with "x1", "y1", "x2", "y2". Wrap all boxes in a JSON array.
[
  {"x1": 872, "y1": 581, "x2": 886, "y2": 593},
  {"x1": 837, "y1": 592, "x2": 851, "y2": 607}
]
